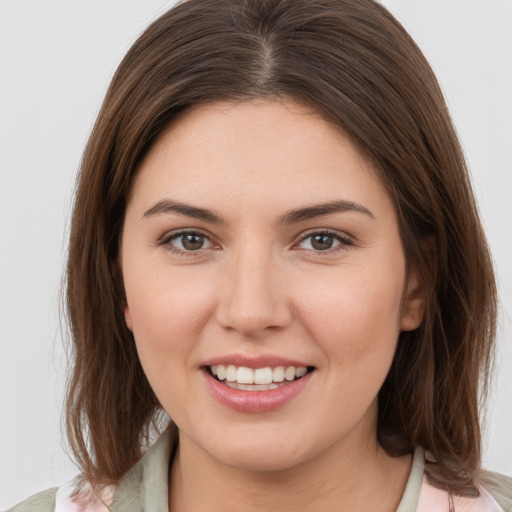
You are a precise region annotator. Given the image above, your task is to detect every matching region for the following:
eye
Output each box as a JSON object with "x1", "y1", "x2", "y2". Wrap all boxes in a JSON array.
[
  {"x1": 297, "y1": 231, "x2": 352, "y2": 252},
  {"x1": 160, "y1": 230, "x2": 216, "y2": 254}
]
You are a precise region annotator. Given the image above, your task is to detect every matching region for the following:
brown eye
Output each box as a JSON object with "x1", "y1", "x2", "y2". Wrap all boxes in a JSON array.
[
  {"x1": 163, "y1": 231, "x2": 214, "y2": 253},
  {"x1": 311, "y1": 234, "x2": 334, "y2": 250},
  {"x1": 181, "y1": 233, "x2": 205, "y2": 250},
  {"x1": 297, "y1": 231, "x2": 352, "y2": 252}
]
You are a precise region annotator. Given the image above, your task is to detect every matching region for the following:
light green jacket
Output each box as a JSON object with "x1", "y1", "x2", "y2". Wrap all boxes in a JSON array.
[{"x1": 7, "y1": 430, "x2": 512, "y2": 512}]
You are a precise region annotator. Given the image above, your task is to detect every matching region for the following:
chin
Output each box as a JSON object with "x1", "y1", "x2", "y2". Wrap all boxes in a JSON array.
[
  {"x1": 200, "y1": 433, "x2": 315, "y2": 473},
  {"x1": 218, "y1": 449, "x2": 305, "y2": 473}
]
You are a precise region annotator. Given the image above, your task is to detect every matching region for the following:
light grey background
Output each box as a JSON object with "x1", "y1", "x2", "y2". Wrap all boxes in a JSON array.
[{"x1": 1, "y1": 0, "x2": 511, "y2": 508}]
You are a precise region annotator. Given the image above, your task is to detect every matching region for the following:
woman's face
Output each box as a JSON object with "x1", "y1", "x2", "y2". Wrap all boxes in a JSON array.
[{"x1": 121, "y1": 100, "x2": 424, "y2": 472}]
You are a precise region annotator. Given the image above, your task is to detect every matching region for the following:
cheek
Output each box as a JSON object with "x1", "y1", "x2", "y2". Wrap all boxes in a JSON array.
[
  {"x1": 292, "y1": 264, "x2": 406, "y2": 429},
  {"x1": 295, "y1": 263, "x2": 405, "y2": 368},
  {"x1": 123, "y1": 266, "x2": 221, "y2": 419},
  {"x1": 123, "y1": 264, "x2": 217, "y2": 362}
]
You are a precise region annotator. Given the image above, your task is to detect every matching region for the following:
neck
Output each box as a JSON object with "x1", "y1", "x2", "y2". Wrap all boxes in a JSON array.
[{"x1": 168, "y1": 425, "x2": 412, "y2": 512}]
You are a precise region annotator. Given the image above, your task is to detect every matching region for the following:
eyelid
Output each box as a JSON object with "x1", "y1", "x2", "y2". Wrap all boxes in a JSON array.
[
  {"x1": 157, "y1": 227, "x2": 353, "y2": 256},
  {"x1": 158, "y1": 228, "x2": 219, "y2": 255},
  {"x1": 294, "y1": 229, "x2": 353, "y2": 252}
]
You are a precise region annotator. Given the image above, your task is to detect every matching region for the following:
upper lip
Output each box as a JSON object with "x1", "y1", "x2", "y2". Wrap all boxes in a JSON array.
[{"x1": 201, "y1": 354, "x2": 313, "y2": 369}]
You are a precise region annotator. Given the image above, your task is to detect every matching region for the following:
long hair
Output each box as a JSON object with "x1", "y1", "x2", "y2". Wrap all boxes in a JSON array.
[{"x1": 65, "y1": 0, "x2": 497, "y2": 495}]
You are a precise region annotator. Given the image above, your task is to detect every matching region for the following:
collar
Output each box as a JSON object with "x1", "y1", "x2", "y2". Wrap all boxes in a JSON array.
[{"x1": 57, "y1": 432, "x2": 505, "y2": 512}]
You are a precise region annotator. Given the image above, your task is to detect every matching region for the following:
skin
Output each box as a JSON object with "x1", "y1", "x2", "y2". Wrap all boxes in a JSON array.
[{"x1": 121, "y1": 99, "x2": 426, "y2": 511}]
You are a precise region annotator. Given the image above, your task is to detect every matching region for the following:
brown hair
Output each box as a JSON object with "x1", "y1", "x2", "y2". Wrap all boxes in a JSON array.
[{"x1": 65, "y1": 0, "x2": 497, "y2": 496}]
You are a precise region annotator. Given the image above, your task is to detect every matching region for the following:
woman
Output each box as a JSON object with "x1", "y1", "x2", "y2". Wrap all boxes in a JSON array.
[{"x1": 9, "y1": 0, "x2": 511, "y2": 510}]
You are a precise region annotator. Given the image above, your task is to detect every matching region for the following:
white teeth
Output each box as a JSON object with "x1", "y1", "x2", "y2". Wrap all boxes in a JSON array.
[
  {"x1": 237, "y1": 366, "x2": 254, "y2": 384},
  {"x1": 284, "y1": 367, "x2": 296, "y2": 381},
  {"x1": 225, "y1": 381, "x2": 281, "y2": 391},
  {"x1": 272, "y1": 366, "x2": 285, "y2": 382},
  {"x1": 216, "y1": 365, "x2": 226, "y2": 380},
  {"x1": 295, "y1": 367, "x2": 307, "y2": 378},
  {"x1": 210, "y1": 364, "x2": 309, "y2": 385},
  {"x1": 226, "y1": 365, "x2": 237, "y2": 382},
  {"x1": 254, "y1": 367, "x2": 273, "y2": 385}
]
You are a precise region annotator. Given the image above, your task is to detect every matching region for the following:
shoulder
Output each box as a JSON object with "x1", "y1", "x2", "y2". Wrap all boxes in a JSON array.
[
  {"x1": 417, "y1": 472, "x2": 512, "y2": 512},
  {"x1": 479, "y1": 471, "x2": 512, "y2": 512},
  {"x1": 5, "y1": 479, "x2": 116, "y2": 512},
  {"x1": 53, "y1": 478, "x2": 116, "y2": 512},
  {"x1": 6, "y1": 487, "x2": 58, "y2": 512},
  {"x1": 5, "y1": 428, "x2": 173, "y2": 512},
  {"x1": 408, "y1": 447, "x2": 511, "y2": 512}
]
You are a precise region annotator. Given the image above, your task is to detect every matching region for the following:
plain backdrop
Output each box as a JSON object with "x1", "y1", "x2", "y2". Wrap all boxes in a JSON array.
[{"x1": 0, "y1": 0, "x2": 511, "y2": 508}]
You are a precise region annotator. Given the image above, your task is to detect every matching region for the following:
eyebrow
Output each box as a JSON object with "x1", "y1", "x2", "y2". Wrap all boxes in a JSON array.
[
  {"x1": 143, "y1": 200, "x2": 227, "y2": 223},
  {"x1": 278, "y1": 200, "x2": 375, "y2": 224},
  {"x1": 142, "y1": 199, "x2": 374, "y2": 224}
]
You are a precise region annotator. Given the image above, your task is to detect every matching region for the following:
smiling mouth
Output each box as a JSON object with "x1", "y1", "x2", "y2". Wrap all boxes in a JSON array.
[{"x1": 206, "y1": 364, "x2": 315, "y2": 391}]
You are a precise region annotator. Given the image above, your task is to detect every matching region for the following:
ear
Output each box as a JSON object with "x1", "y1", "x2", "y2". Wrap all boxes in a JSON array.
[
  {"x1": 400, "y1": 238, "x2": 436, "y2": 332},
  {"x1": 124, "y1": 305, "x2": 133, "y2": 331},
  {"x1": 400, "y1": 266, "x2": 426, "y2": 332}
]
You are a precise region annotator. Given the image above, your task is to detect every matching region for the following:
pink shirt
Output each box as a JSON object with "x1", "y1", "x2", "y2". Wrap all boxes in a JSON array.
[
  {"x1": 55, "y1": 440, "x2": 506, "y2": 512},
  {"x1": 417, "y1": 476, "x2": 504, "y2": 512}
]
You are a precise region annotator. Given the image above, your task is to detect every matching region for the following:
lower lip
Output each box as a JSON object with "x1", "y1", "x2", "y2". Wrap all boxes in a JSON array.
[{"x1": 202, "y1": 369, "x2": 313, "y2": 413}]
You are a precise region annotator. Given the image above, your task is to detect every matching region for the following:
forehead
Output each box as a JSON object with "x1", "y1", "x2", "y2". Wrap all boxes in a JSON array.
[{"x1": 128, "y1": 99, "x2": 393, "y2": 220}]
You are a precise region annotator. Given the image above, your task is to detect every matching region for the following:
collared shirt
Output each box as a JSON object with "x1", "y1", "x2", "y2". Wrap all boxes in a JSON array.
[{"x1": 8, "y1": 429, "x2": 510, "y2": 511}]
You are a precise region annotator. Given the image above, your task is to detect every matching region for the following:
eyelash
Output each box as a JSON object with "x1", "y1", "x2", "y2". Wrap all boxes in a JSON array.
[
  {"x1": 158, "y1": 229, "x2": 353, "y2": 256},
  {"x1": 158, "y1": 230, "x2": 216, "y2": 257},
  {"x1": 296, "y1": 229, "x2": 353, "y2": 253}
]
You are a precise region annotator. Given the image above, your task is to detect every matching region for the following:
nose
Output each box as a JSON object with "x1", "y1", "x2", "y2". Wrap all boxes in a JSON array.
[{"x1": 215, "y1": 248, "x2": 292, "y2": 337}]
